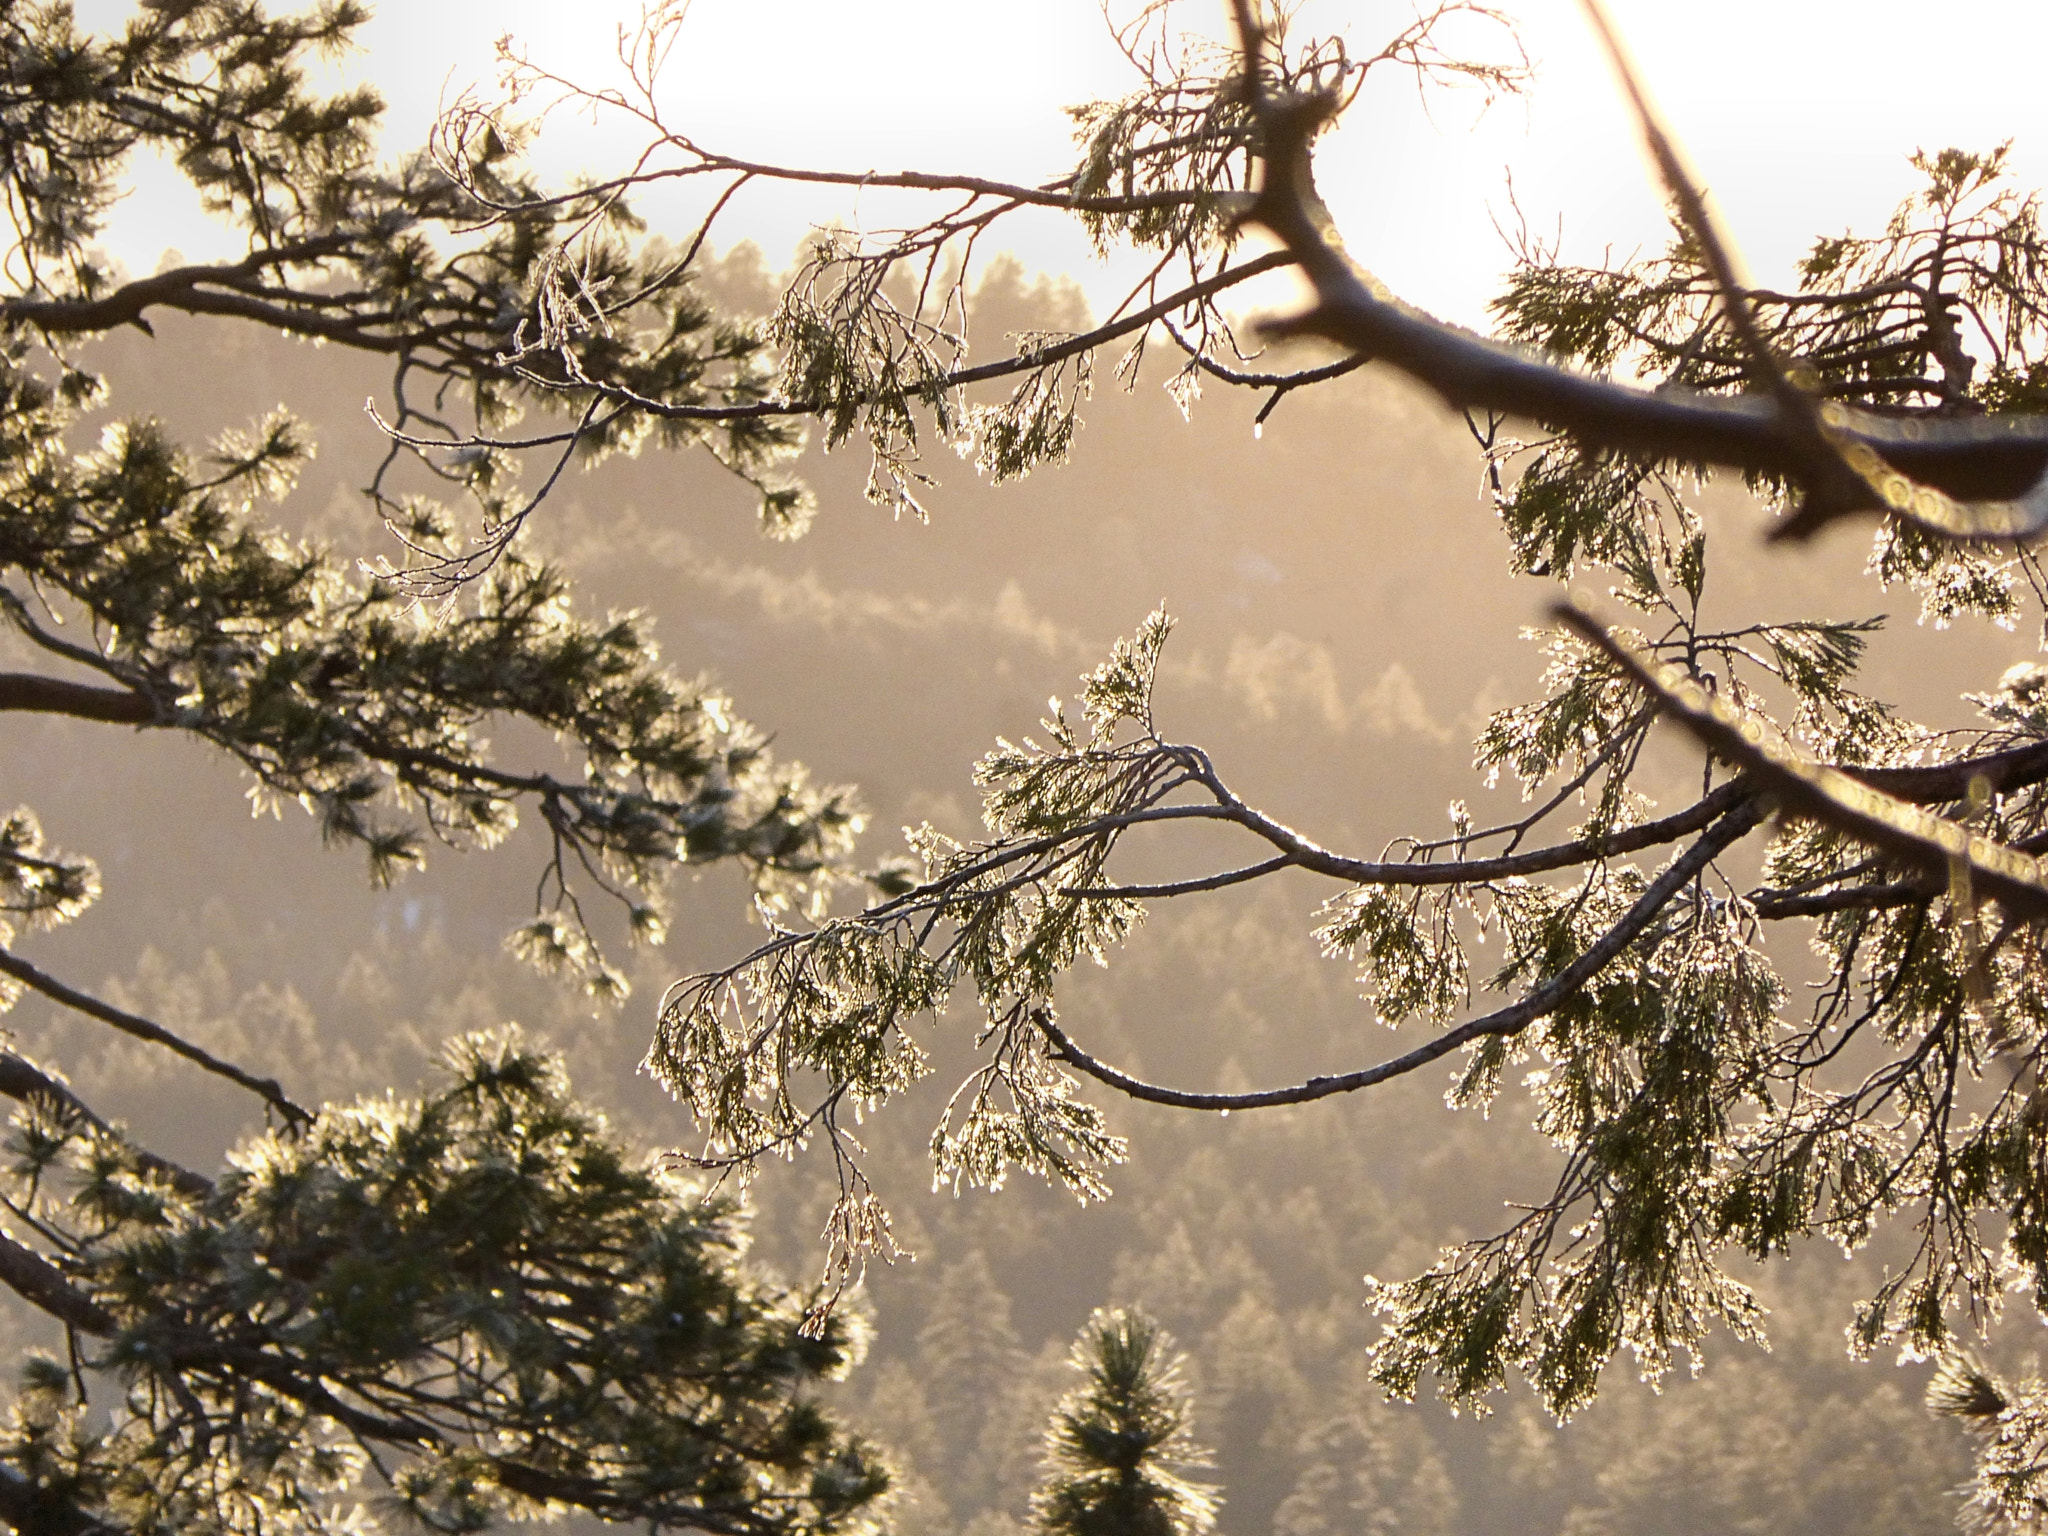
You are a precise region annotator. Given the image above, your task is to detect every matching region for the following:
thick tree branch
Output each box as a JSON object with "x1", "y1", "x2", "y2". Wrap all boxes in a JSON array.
[
  {"x1": 0, "y1": 238, "x2": 350, "y2": 336},
  {"x1": 0, "y1": 673, "x2": 151, "y2": 725},
  {"x1": 1228, "y1": 17, "x2": 2048, "y2": 522},
  {"x1": 1751, "y1": 880, "x2": 1929, "y2": 918},
  {"x1": 1848, "y1": 738, "x2": 2048, "y2": 803},
  {"x1": 0, "y1": 593, "x2": 158, "y2": 706},
  {"x1": 1575, "y1": 0, "x2": 1853, "y2": 512},
  {"x1": 0, "y1": 949, "x2": 306, "y2": 1123},
  {"x1": 0, "y1": 1230, "x2": 113, "y2": 1335}
]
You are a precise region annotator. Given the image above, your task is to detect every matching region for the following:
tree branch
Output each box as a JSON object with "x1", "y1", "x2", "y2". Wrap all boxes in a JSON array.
[
  {"x1": 0, "y1": 1229, "x2": 113, "y2": 1335},
  {"x1": 1065, "y1": 854, "x2": 1292, "y2": 899},
  {"x1": 1039, "y1": 797, "x2": 1767, "y2": 1110},
  {"x1": 1068, "y1": 730, "x2": 2048, "y2": 908},
  {"x1": 1199, "y1": 770, "x2": 1755, "y2": 887},
  {"x1": 0, "y1": 949, "x2": 306, "y2": 1123},
  {"x1": 0, "y1": 673, "x2": 151, "y2": 725},
  {"x1": 0, "y1": 1462, "x2": 126, "y2": 1536},
  {"x1": 1082, "y1": 727, "x2": 2048, "y2": 902},
  {"x1": 0, "y1": 1234, "x2": 746, "y2": 1531},
  {"x1": 577, "y1": 146, "x2": 1202, "y2": 217},
  {"x1": 1557, "y1": 600, "x2": 2048, "y2": 919},
  {"x1": 1229, "y1": 24, "x2": 2048, "y2": 520},
  {"x1": 551, "y1": 249, "x2": 1299, "y2": 422},
  {"x1": 0, "y1": 238, "x2": 351, "y2": 336},
  {"x1": 1751, "y1": 880, "x2": 1929, "y2": 918},
  {"x1": 1848, "y1": 738, "x2": 2048, "y2": 803},
  {"x1": 0, "y1": 1050, "x2": 213, "y2": 1198}
]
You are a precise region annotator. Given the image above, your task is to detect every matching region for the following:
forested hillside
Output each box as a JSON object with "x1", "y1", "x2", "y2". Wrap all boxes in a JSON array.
[{"x1": 7, "y1": 240, "x2": 2030, "y2": 1533}]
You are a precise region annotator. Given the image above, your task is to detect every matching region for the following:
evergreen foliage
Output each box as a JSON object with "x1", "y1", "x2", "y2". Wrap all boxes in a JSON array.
[
  {"x1": 1928, "y1": 1352, "x2": 2048, "y2": 1535},
  {"x1": 0, "y1": 1, "x2": 922, "y2": 1528},
  {"x1": 0, "y1": 1029, "x2": 888, "y2": 1535},
  {"x1": 483, "y1": 6, "x2": 2048, "y2": 1529},
  {"x1": 1030, "y1": 1308, "x2": 1218, "y2": 1536},
  {"x1": 0, "y1": 0, "x2": 870, "y2": 1000},
  {"x1": 17, "y1": 0, "x2": 2048, "y2": 1530}
]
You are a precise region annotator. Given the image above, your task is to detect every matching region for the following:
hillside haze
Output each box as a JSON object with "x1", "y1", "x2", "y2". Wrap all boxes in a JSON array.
[{"x1": 6, "y1": 247, "x2": 2035, "y2": 1535}]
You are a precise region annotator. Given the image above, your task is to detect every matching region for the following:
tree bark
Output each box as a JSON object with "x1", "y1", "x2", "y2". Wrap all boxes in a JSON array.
[{"x1": 0, "y1": 676, "x2": 151, "y2": 726}]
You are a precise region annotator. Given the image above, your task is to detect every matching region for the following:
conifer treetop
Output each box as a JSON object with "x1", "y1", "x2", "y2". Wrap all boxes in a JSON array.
[{"x1": 1030, "y1": 1307, "x2": 1219, "y2": 1536}]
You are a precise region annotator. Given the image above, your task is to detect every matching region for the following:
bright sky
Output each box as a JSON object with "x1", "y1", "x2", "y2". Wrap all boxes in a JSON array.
[{"x1": 76, "y1": 0, "x2": 2048, "y2": 333}]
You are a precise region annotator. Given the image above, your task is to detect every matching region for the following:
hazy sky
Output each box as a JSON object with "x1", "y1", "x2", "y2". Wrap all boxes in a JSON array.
[{"x1": 77, "y1": 0, "x2": 2048, "y2": 331}]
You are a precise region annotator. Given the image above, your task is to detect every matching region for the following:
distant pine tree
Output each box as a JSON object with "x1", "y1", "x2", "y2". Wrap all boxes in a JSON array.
[{"x1": 1030, "y1": 1309, "x2": 1219, "y2": 1536}]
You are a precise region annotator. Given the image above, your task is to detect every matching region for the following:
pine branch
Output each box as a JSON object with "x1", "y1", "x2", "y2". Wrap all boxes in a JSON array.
[
  {"x1": 1190, "y1": 758, "x2": 1755, "y2": 886},
  {"x1": 1750, "y1": 880, "x2": 1928, "y2": 918},
  {"x1": 0, "y1": 673, "x2": 151, "y2": 725},
  {"x1": 0, "y1": 1232, "x2": 761, "y2": 1534},
  {"x1": 0, "y1": 239, "x2": 351, "y2": 335},
  {"x1": 523, "y1": 249, "x2": 1298, "y2": 424},
  {"x1": 0, "y1": 1049, "x2": 211, "y2": 1198},
  {"x1": 0, "y1": 1229, "x2": 112, "y2": 1335},
  {"x1": 1226, "y1": 2, "x2": 2048, "y2": 532},
  {"x1": 0, "y1": 1460, "x2": 124, "y2": 1536},
  {"x1": 0, "y1": 949, "x2": 306, "y2": 1123},
  {"x1": 1074, "y1": 735, "x2": 2048, "y2": 900},
  {"x1": 1557, "y1": 599, "x2": 2048, "y2": 918},
  {"x1": 1038, "y1": 797, "x2": 1766, "y2": 1110}
]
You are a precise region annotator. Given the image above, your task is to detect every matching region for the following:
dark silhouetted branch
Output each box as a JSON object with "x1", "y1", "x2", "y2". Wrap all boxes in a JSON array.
[
  {"x1": 1751, "y1": 881, "x2": 1930, "y2": 918},
  {"x1": 1848, "y1": 739, "x2": 2048, "y2": 803},
  {"x1": 0, "y1": 1229, "x2": 113, "y2": 1335},
  {"x1": 0, "y1": 949, "x2": 307, "y2": 1122},
  {"x1": 0, "y1": 239, "x2": 350, "y2": 335},
  {"x1": 0, "y1": 672, "x2": 152, "y2": 724},
  {"x1": 0, "y1": 1456, "x2": 126, "y2": 1536}
]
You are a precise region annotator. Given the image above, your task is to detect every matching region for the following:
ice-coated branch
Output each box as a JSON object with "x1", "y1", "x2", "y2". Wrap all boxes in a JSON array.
[
  {"x1": 1038, "y1": 795, "x2": 1766, "y2": 1110},
  {"x1": 1556, "y1": 597, "x2": 2048, "y2": 920}
]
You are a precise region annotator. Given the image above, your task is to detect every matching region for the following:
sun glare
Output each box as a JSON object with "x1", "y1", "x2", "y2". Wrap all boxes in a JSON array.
[{"x1": 73, "y1": 0, "x2": 2048, "y2": 331}]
